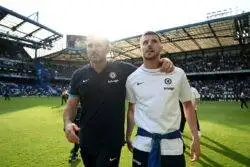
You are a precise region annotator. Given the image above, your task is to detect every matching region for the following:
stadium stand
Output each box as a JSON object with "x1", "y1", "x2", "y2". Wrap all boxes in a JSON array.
[
  {"x1": 0, "y1": 6, "x2": 63, "y2": 97},
  {"x1": 0, "y1": 6, "x2": 249, "y2": 101}
]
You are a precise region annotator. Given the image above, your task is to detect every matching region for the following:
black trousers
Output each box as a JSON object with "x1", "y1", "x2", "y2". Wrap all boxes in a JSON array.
[
  {"x1": 240, "y1": 99, "x2": 248, "y2": 108},
  {"x1": 180, "y1": 110, "x2": 200, "y2": 133},
  {"x1": 71, "y1": 143, "x2": 80, "y2": 155},
  {"x1": 4, "y1": 94, "x2": 10, "y2": 100},
  {"x1": 80, "y1": 146, "x2": 122, "y2": 167},
  {"x1": 61, "y1": 96, "x2": 67, "y2": 105},
  {"x1": 132, "y1": 148, "x2": 186, "y2": 167}
]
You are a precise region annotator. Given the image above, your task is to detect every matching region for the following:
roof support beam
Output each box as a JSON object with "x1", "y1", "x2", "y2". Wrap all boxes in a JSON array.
[
  {"x1": 11, "y1": 40, "x2": 38, "y2": 49},
  {"x1": 182, "y1": 28, "x2": 202, "y2": 50},
  {"x1": 0, "y1": 10, "x2": 7, "y2": 21},
  {"x1": 111, "y1": 44, "x2": 141, "y2": 57},
  {"x1": 11, "y1": 20, "x2": 26, "y2": 31},
  {"x1": 111, "y1": 48, "x2": 135, "y2": 59},
  {"x1": 0, "y1": 32, "x2": 50, "y2": 48},
  {"x1": 0, "y1": 6, "x2": 63, "y2": 49},
  {"x1": 172, "y1": 35, "x2": 234, "y2": 42},
  {"x1": 125, "y1": 39, "x2": 139, "y2": 48},
  {"x1": 159, "y1": 33, "x2": 185, "y2": 52},
  {"x1": 208, "y1": 23, "x2": 222, "y2": 47},
  {"x1": 23, "y1": 27, "x2": 42, "y2": 38},
  {"x1": 0, "y1": 6, "x2": 62, "y2": 37}
]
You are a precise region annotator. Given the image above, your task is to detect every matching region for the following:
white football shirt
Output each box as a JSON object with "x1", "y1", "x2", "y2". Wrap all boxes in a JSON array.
[{"x1": 126, "y1": 65, "x2": 192, "y2": 155}]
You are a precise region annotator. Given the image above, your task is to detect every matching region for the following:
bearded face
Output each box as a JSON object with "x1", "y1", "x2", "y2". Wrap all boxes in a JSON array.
[
  {"x1": 87, "y1": 37, "x2": 109, "y2": 63},
  {"x1": 140, "y1": 34, "x2": 162, "y2": 60}
]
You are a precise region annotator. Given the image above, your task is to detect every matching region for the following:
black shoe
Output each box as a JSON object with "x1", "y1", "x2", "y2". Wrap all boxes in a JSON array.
[{"x1": 68, "y1": 153, "x2": 78, "y2": 163}]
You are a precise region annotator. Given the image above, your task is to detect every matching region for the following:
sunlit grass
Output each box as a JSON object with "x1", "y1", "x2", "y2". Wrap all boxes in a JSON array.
[{"x1": 0, "y1": 97, "x2": 249, "y2": 167}]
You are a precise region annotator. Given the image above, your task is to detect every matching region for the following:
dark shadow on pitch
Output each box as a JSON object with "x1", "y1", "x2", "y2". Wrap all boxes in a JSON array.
[
  {"x1": 202, "y1": 135, "x2": 250, "y2": 166},
  {"x1": 185, "y1": 145, "x2": 222, "y2": 167},
  {"x1": 183, "y1": 134, "x2": 250, "y2": 166}
]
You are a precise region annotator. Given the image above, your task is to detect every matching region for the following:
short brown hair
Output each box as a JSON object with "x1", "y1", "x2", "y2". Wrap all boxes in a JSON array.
[{"x1": 141, "y1": 31, "x2": 161, "y2": 42}]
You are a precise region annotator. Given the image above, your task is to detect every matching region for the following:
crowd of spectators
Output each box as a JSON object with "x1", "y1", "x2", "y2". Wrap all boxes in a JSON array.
[
  {"x1": 51, "y1": 63, "x2": 82, "y2": 78},
  {"x1": 1, "y1": 44, "x2": 249, "y2": 100},
  {"x1": 124, "y1": 51, "x2": 250, "y2": 73},
  {"x1": 1, "y1": 77, "x2": 249, "y2": 101},
  {"x1": 0, "y1": 45, "x2": 36, "y2": 77},
  {"x1": 0, "y1": 81, "x2": 68, "y2": 97},
  {"x1": 45, "y1": 52, "x2": 249, "y2": 79},
  {"x1": 190, "y1": 77, "x2": 250, "y2": 101},
  {"x1": 0, "y1": 60, "x2": 36, "y2": 77},
  {"x1": 173, "y1": 53, "x2": 249, "y2": 73},
  {"x1": 2, "y1": 49, "x2": 246, "y2": 79},
  {"x1": 0, "y1": 42, "x2": 31, "y2": 61}
]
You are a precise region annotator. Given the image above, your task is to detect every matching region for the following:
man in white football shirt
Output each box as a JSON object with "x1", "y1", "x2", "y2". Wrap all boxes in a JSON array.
[{"x1": 126, "y1": 31, "x2": 200, "y2": 167}]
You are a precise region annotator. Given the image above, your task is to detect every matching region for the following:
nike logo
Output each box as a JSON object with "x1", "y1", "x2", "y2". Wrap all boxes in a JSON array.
[
  {"x1": 136, "y1": 82, "x2": 144, "y2": 85},
  {"x1": 109, "y1": 157, "x2": 116, "y2": 161},
  {"x1": 82, "y1": 79, "x2": 89, "y2": 83}
]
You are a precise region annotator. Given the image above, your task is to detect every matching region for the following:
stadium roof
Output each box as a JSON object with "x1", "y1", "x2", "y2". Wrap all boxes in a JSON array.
[
  {"x1": 42, "y1": 11, "x2": 250, "y2": 61},
  {"x1": 42, "y1": 48, "x2": 88, "y2": 62},
  {"x1": 110, "y1": 11, "x2": 250, "y2": 60},
  {"x1": 0, "y1": 6, "x2": 63, "y2": 50}
]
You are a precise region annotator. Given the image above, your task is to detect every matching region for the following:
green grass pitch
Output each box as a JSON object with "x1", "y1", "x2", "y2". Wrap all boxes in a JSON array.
[{"x1": 0, "y1": 97, "x2": 249, "y2": 167}]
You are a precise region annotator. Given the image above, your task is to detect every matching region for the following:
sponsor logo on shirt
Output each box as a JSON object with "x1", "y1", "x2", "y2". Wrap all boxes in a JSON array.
[
  {"x1": 108, "y1": 79, "x2": 119, "y2": 83},
  {"x1": 164, "y1": 87, "x2": 174, "y2": 90},
  {"x1": 108, "y1": 72, "x2": 119, "y2": 83},
  {"x1": 109, "y1": 72, "x2": 117, "y2": 79},
  {"x1": 164, "y1": 78, "x2": 173, "y2": 90},
  {"x1": 164, "y1": 78, "x2": 172, "y2": 85}
]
